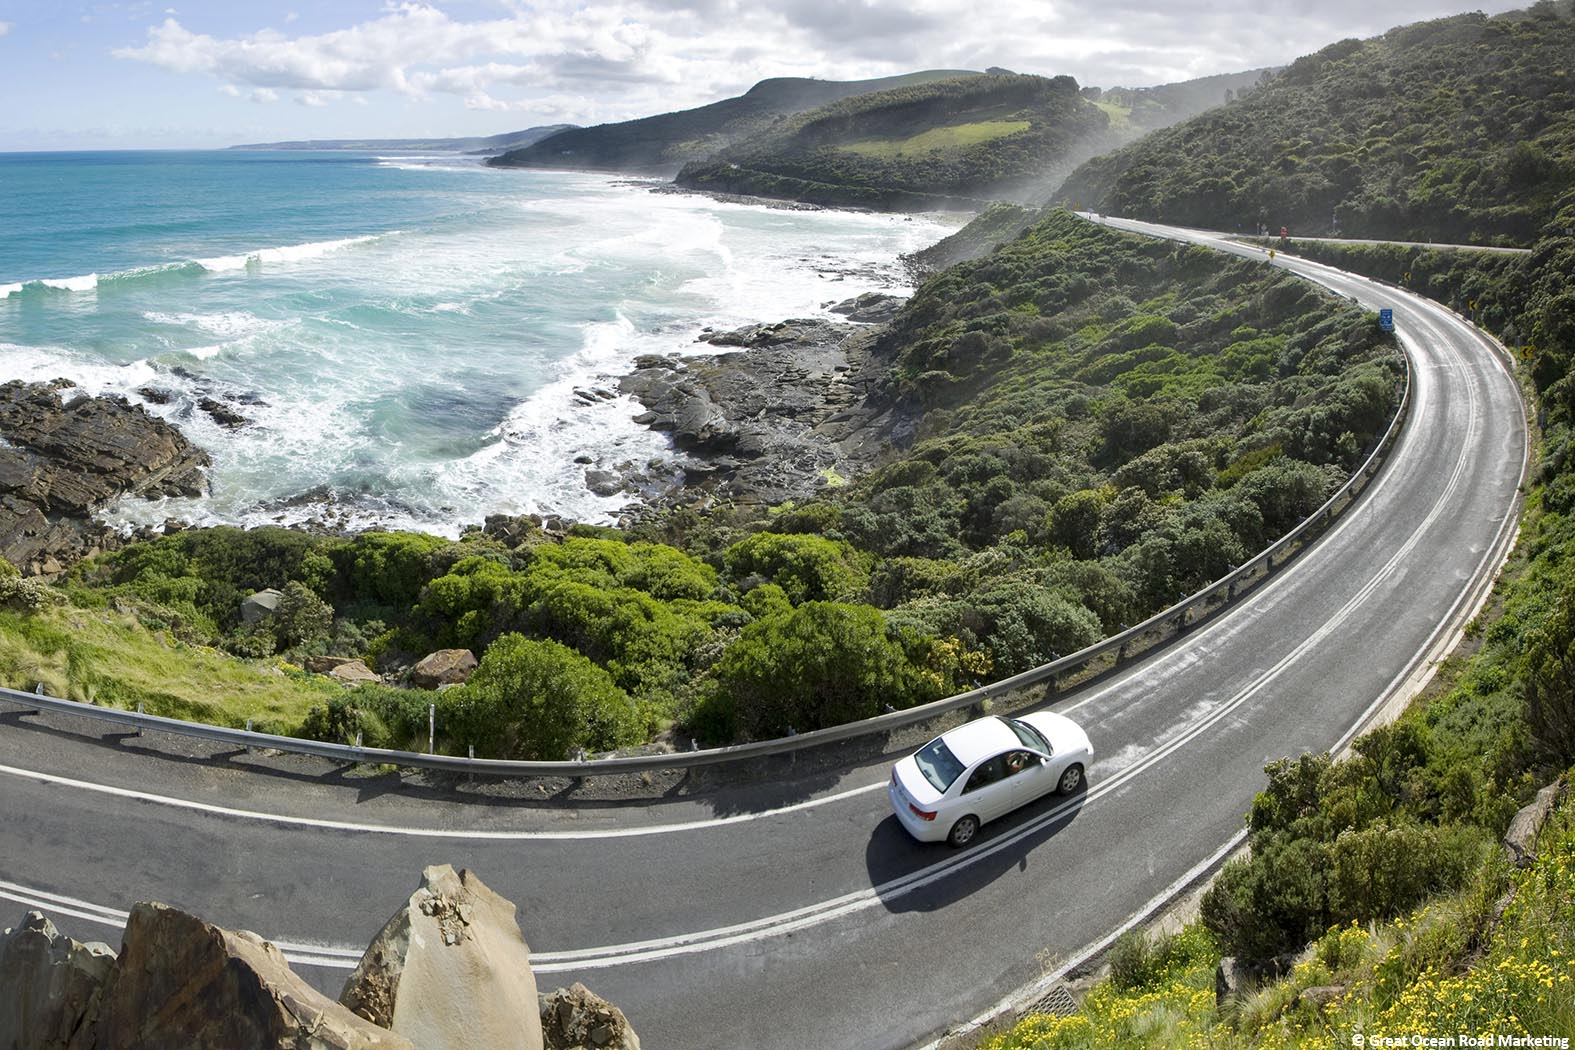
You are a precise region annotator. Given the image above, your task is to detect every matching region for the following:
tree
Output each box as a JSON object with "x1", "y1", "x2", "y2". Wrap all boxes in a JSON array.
[
  {"x1": 713, "y1": 602, "x2": 917, "y2": 738},
  {"x1": 445, "y1": 634, "x2": 641, "y2": 760}
]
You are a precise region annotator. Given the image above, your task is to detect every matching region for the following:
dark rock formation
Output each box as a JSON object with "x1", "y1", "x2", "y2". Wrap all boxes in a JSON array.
[
  {"x1": 540, "y1": 984, "x2": 641, "y2": 1050},
  {"x1": 410, "y1": 650, "x2": 477, "y2": 689},
  {"x1": 0, "y1": 911, "x2": 115, "y2": 1050},
  {"x1": 0, "y1": 380, "x2": 208, "y2": 576},
  {"x1": 340, "y1": 865, "x2": 542, "y2": 1050},
  {"x1": 826, "y1": 292, "x2": 905, "y2": 325},
  {"x1": 618, "y1": 315, "x2": 915, "y2": 508},
  {"x1": 91, "y1": 902, "x2": 410, "y2": 1050}
]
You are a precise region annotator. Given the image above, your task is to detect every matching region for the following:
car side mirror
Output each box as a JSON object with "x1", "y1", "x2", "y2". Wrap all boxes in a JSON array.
[{"x1": 1040, "y1": 756, "x2": 1051, "y2": 766}]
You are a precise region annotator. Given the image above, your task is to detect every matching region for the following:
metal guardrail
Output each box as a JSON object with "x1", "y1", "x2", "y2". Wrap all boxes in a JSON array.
[{"x1": 0, "y1": 346, "x2": 1413, "y2": 778}]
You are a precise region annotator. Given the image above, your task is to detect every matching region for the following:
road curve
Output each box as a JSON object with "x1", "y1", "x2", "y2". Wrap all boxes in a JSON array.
[{"x1": 0, "y1": 218, "x2": 1527, "y2": 1050}]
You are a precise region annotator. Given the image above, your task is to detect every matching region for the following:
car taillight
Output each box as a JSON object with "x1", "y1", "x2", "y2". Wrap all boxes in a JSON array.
[{"x1": 909, "y1": 802, "x2": 937, "y2": 822}]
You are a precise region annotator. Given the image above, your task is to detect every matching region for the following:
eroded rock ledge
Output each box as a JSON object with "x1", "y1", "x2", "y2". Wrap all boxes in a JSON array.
[
  {"x1": 0, "y1": 380, "x2": 209, "y2": 575},
  {"x1": 616, "y1": 294, "x2": 915, "y2": 508}
]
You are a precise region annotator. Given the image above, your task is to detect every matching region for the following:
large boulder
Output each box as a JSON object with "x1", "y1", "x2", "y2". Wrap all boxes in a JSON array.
[
  {"x1": 240, "y1": 589, "x2": 283, "y2": 625},
  {"x1": 340, "y1": 865, "x2": 542, "y2": 1050},
  {"x1": 0, "y1": 911, "x2": 115, "y2": 1050},
  {"x1": 539, "y1": 984, "x2": 641, "y2": 1050},
  {"x1": 1503, "y1": 780, "x2": 1565, "y2": 868},
  {"x1": 88, "y1": 901, "x2": 410, "y2": 1050},
  {"x1": 411, "y1": 650, "x2": 477, "y2": 690},
  {"x1": 328, "y1": 660, "x2": 381, "y2": 686}
]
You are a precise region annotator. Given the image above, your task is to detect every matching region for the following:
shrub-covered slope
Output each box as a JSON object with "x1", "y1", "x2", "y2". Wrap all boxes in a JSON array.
[
  {"x1": 673, "y1": 73, "x2": 1114, "y2": 209},
  {"x1": 487, "y1": 70, "x2": 978, "y2": 175},
  {"x1": 1057, "y1": 1, "x2": 1575, "y2": 245},
  {"x1": 9, "y1": 213, "x2": 1402, "y2": 756}
]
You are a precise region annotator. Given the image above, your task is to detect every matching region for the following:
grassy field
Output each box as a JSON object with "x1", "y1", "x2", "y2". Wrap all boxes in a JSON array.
[
  {"x1": 840, "y1": 119, "x2": 1031, "y2": 158},
  {"x1": 0, "y1": 604, "x2": 337, "y2": 733},
  {"x1": 1091, "y1": 99, "x2": 1134, "y2": 132}
]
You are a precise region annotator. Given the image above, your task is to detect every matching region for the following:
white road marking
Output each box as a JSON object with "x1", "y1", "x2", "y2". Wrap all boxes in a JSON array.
[{"x1": 0, "y1": 762, "x2": 885, "y2": 840}]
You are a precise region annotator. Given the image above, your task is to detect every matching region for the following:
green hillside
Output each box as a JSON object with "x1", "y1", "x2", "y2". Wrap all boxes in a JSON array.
[
  {"x1": 673, "y1": 73, "x2": 1115, "y2": 210},
  {"x1": 486, "y1": 70, "x2": 979, "y2": 175},
  {"x1": 1056, "y1": 1, "x2": 1575, "y2": 245}
]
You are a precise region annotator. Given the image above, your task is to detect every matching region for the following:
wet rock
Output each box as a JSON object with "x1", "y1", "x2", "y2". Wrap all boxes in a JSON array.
[
  {"x1": 341, "y1": 865, "x2": 542, "y2": 1050},
  {"x1": 90, "y1": 901, "x2": 410, "y2": 1050},
  {"x1": 0, "y1": 381, "x2": 209, "y2": 576},
  {"x1": 0, "y1": 911, "x2": 116, "y2": 1050},
  {"x1": 539, "y1": 983, "x2": 641, "y2": 1050},
  {"x1": 827, "y1": 292, "x2": 906, "y2": 325},
  {"x1": 197, "y1": 397, "x2": 250, "y2": 429},
  {"x1": 584, "y1": 469, "x2": 623, "y2": 497},
  {"x1": 135, "y1": 387, "x2": 173, "y2": 405},
  {"x1": 411, "y1": 649, "x2": 477, "y2": 689}
]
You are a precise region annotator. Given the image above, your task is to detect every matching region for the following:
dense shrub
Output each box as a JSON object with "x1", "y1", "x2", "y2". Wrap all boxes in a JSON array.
[
  {"x1": 711, "y1": 602, "x2": 928, "y2": 739},
  {"x1": 444, "y1": 634, "x2": 642, "y2": 760}
]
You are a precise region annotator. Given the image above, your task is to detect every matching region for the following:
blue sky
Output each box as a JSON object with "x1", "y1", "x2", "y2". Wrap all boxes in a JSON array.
[{"x1": 0, "y1": 0, "x2": 1531, "y2": 151}]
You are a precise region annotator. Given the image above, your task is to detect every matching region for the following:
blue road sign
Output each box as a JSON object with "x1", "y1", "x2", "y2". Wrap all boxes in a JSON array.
[{"x1": 1379, "y1": 308, "x2": 1394, "y2": 332}]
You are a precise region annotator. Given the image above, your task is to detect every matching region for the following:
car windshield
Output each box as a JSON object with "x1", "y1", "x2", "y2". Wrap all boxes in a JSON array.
[
  {"x1": 1005, "y1": 717, "x2": 1051, "y2": 755},
  {"x1": 913, "y1": 738, "x2": 965, "y2": 792}
]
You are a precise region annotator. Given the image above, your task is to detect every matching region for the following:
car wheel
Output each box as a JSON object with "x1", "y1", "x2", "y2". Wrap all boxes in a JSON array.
[
  {"x1": 1057, "y1": 763, "x2": 1085, "y2": 795},
  {"x1": 947, "y1": 815, "x2": 980, "y2": 848}
]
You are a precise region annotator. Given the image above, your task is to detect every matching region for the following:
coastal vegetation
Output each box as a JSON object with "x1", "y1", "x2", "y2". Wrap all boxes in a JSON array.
[
  {"x1": 674, "y1": 74, "x2": 1115, "y2": 210},
  {"x1": 978, "y1": 25, "x2": 1575, "y2": 1039},
  {"x1": 487, "y1": 70, "x2": 979, "y2": 175},
  {"x1": 1056, "y1": 1, "x2": 1575, "y2": 245},
  {"x1": 0, "y1": 213, "x2": 1401, "y2": 760},
  {"x1": 977, "y1": 782, "x2": 1574, "y2": 1049}
]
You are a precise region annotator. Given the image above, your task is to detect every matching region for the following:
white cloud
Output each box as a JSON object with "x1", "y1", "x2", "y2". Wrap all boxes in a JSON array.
[
  {"x1": 297, "y1": 91, "x2": 330, "y2": 107},
  {"x1": 109, "y1": 0, "x2": 1537, "y2": 128},
  {"x1": 0, "y1": 21, "x2": 12, "y2": 38},
  {"x1": 218, "y1": 83, "x2": 240, "y2": 96},
  {"x1": 285, "y1": 11, "x2": 299, "y2": 23},
  {"x1": 250, "y1": 87, "x2": 278, "y2": 103}
]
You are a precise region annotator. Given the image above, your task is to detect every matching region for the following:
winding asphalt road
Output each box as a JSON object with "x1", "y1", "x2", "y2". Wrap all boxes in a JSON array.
[{"x1": 0, "y1": 218, "x2": 1527, "y2": 1049}]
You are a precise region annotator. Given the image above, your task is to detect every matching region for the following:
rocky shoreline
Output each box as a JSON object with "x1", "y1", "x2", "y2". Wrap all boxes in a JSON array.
[
  {"x1": 611, "y1": 292, "x2": 914, "y2": 511},
  {"x1": 0, "y1": 380, "x2": 209, "y2": 576},
  {"x1": 0, "y1": 290, "x2": 913, "y2": 575}
]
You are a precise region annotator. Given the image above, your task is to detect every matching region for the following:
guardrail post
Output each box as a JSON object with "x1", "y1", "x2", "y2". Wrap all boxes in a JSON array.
[
  {"x1": 134, "y1": 701, "x2": 144, "y2": 738},
  {"x1": 428, "y1": 704, "x2": 435, "y2": 756},
  {"x1": 245, "y1": 718, "x2": 252, "y2": 754}
]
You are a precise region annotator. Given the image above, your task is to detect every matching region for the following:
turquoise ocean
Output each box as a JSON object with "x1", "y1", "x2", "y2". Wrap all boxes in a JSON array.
[{"x1": 0, "y1": 150, "x2": 953, "y2": 532}]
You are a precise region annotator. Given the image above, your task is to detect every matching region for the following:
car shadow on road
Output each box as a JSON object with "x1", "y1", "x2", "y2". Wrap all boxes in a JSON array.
[{"x1": 864, "y1": 785, "x2": 1087, "y2": 914}]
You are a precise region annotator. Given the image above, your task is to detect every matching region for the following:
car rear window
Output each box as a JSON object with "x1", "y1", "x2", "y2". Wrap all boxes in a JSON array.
[{"x1": 914, "y1": 738, "x2": 964, "y2": 792}]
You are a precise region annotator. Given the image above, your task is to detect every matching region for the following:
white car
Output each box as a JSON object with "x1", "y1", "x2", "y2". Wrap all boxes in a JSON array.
[{"x1": 888, "y1": 712, "x2": 1093, "y2": 847}]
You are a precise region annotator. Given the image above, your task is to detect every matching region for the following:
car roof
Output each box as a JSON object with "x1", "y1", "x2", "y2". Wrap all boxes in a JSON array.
[{"x1": 939, "y1": 716, "x2": 1017, "y2": 768}]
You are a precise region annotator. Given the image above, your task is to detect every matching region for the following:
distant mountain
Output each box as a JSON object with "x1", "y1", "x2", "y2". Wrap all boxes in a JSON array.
[
  {"x1": 673, "y1": 73, "x2": 1114, "y2": 211},
  {"x1": 230, "y1": 125, "x2": 577, "y2": 154},
  {"x1": 1089, "y1": 68, "x2": 1278, "y2": 133},
  {"x1": 1055, "y1": 2, "x2": 1575, "y2": 245},
  {"x1": 486, "y1": 71, "x2": 981, "y2": 175}
]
